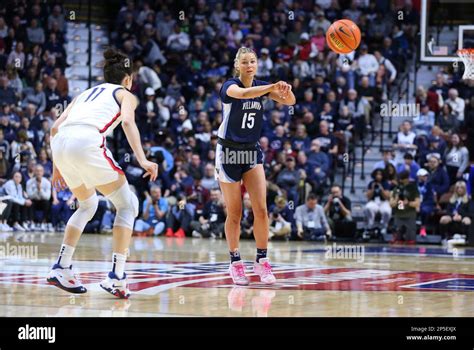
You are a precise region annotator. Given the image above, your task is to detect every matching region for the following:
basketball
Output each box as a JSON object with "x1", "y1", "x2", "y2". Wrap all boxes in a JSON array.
[{"x1": 326, "y1": 19, "x2": 362, "y2": 54}]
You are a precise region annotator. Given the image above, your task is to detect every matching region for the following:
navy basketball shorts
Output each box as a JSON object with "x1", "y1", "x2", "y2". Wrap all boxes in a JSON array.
[{"x1": 215, "y1": 143, "x2": 264, "y2": 183}]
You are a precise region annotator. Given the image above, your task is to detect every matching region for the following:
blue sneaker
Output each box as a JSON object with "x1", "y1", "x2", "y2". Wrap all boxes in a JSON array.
[
  {"x1": 100, "y1": 271, "x2": 130, "y2": 299},
  {"x1": 47, "y1": 264, "x2": 87, "y2": 294}
]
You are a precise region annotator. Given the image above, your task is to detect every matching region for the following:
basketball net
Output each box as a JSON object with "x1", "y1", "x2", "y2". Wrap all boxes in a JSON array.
[{"x1": 457, "y1": 48, "x2": 474, "y2": 80}]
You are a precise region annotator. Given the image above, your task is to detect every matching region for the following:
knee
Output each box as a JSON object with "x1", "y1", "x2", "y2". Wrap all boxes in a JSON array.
[
  {"x1": 77, "y1": 194, "x2": 99, "y2": 221},
  {"x1": 440, "y1": 216, "x2": 451, "y2": 225},
  {"x1": 226, "y1": 211, "x2": 241, "y2": 225},
  {"x1": 253, "y1": 205, "x2": 268, "y2": 220},
  {"x1": 107, "y1": 184, "x2": 139, "y2": 230}
]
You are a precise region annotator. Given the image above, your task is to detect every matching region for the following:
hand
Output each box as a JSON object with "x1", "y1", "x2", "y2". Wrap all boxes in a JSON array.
[
  {"x1": 140, "y1": 159, "x2": 158, "y2": 181},
  {"x1": 52, "y1": 166, "x2": 67, "y2": 192},
  {"x1": 297, "y1": 230, "x2": 304, "y2": 239},
  {"x1": 273, "y1": 81, "x2": 291, "y2": 99},
  {"x1": 453, "y1": 214, "x2": 462, "y2": 222},
  {"x1": 25, "y1": 199, "x2": 32, "y2": 206},
  {"x1": 326, "y1": 229, "x2": 332, "y2": 237},
  {"x1": 52, "y1": 199, "x2": 59, "y2": 205}
]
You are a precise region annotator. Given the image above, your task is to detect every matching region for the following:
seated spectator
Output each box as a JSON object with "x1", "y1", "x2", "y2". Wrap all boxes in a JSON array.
[
  {"x1": 413, "y1": 104, "x2": 435, "y2": 136},
  {"x1": 26, "y1": 164, "x2": 52, "y2": 231},
  {"x1": 373, "y1": 149, "x2": 396, "y2": 171},
  {"x1": 356, "y1": 44, "x2": 379, "y2": 86},
  {"x1": 439, "y1": 181, "x2": 472, "y2": 239},
  {"x1": 0, "y1": 75, "x2": 17, "y2": 107},
  {"x1": 276, "y1": 155, "x2": 301, "y2": 204},
  {"x1": 426, "y1": 153, "x2": 450, "y2": 200},
  {"x1": 324, "y1": 184, "x2": 354, "y2": 238},
  {"x1": 134, "y1": 186, "x2": 168, "y2": 236},
  {"x1": 164, "y1": 194, "x2": 195, "y2": 237},
  {"x1": 51, "y1": 187, "x2": 75, "y2": 232},
  {"x1": 396, "y1": 153, "x2": 420, "y2": 181},
  {"x1": 269, "y1": 206, "x2": 292, "y2": 240},
  {"x1": 444, "y1": 133, "x2": 469, "y2": 185},
  {"x1": 201, "y1": 163, "x2": 218, "y2": 190},
  {"x1": 446, "y1": 88, "x2": 465, "y2": 122},
  {"x1": 0, "y1": 185, "x2": 13, "y2": 231},
  {"x1": 416, "y1": 168, "x2": 437, "y2": 236},
  {"x1": 295, "y1": 193, "x2": 330, "y2": 241},
  {"x1": 190, "y1": 188, "x2": 225, "y2": 238},
  {"x1": 393, "y1": 120, "x2": 417, "y2": 165},
  {"x1": 364, "y1": 168, "x2": 392, "y2": 235},
  {"x1": 22, "y1": 83, "x2": 46, "y2": 114},
  {"x1": 3, "y1": 171, "x2": 33, "y2": 231},
  {"x1": 390, "y1": 170, "x2": 420, "y2": 244},
  {"x1": 437, "y1": 104, "x2": 459, "y2": 134}
]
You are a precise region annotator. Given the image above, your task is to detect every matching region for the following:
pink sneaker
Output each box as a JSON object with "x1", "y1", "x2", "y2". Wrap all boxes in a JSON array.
[
  {"x1": 253, "y1": 258, "x2": 276, "y2": 284},
  {"x1": 229, "y1": 260, "x2": 249, "y2": 286}
]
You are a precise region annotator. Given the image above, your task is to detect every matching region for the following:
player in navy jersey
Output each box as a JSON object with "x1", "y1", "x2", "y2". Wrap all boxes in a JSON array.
[{"x1": 216, "y1": 47, "x2": 295, "y2": 285}]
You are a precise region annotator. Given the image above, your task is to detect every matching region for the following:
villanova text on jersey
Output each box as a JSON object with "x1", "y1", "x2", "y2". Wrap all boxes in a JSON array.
[{"x1": 218, "y1": 78, "x2": 269, "y2": 144}]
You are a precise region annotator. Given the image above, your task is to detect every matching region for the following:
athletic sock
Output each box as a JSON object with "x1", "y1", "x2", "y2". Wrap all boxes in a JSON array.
[
  {"x1": 256, "y1": 248, "x2": 267, "y2": 263},
  {"x1": 230, "y1": 249, "x2": 241, "y2": 263},
  {"x1": 112, "y1": 252, "x2": 127, "y2": 279},
  {"x1": 56, "y1": 244, "x2": 75, "y2": 268}
]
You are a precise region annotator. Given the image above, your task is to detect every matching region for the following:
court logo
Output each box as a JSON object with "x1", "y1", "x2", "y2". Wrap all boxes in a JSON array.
[
  {"x1": 0, "y1": 243, "x2": 38, "y2": 261},
  {"x1": 18, "y1": 324, "x2": 55, "y2": 343},
  {"x1": 324, "y1": 243, "x2": 364, "y2": 263}
]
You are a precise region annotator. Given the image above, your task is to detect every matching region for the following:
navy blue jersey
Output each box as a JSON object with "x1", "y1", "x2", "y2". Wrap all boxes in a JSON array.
[{"x1": 218, "y1": 78, "x2": 270, "y2": 143}]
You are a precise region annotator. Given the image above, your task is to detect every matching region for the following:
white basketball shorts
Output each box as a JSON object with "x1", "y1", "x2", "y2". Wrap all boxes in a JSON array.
[{"x1": 51, "y1": 124, "x2": 124, "y2": 189}]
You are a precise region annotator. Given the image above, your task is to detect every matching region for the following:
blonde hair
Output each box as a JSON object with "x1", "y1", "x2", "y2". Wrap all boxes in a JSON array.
[
  {"x1": 233, "y1": 47, "x2": 257, "y2": 77},
  {"x1": 450, "y1": 181, "x2": 469, "y2": 204}
]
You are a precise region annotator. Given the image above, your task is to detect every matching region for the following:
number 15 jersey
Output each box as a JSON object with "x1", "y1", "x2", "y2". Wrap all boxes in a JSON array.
[{"x1": 218, "y1": 78, "x2": 270, "y2": 144}]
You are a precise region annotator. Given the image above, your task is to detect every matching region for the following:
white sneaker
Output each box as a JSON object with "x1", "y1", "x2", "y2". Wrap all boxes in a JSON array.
[
  {"x1": 2, "y1": 223, "x2": 12, "y2": 231},
  {"x1": 47, "y1": 264, "x2": 87, "y2": 294},
  {"x1": 253, "y1": 258, "x2": 277, "y2": 285},
  {"x1": 13, "y1": 223, "x2": 26, "y2": 232},
  {"x1": 100, "y1": 272, "x2": 130, "y2": 299},
  {"x1": 229, "y1": 260, "x2": 250, "y2": 286},
  {"x1": 41, "y1": 223, "x2": 48, "y2": 232},
  {"x1": 47, "y1": 223, "x2": 54, "y2": 232}
]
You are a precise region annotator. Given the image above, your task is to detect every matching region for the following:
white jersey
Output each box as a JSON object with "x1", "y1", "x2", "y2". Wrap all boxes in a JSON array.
[{"x1": 60, "y1": 83, "x2": 124, "y2": 136}]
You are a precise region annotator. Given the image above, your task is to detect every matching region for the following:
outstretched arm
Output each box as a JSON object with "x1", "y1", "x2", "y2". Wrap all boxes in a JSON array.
[{"x1": 118, "y1": 89, "x2": 158, "y2": 181}]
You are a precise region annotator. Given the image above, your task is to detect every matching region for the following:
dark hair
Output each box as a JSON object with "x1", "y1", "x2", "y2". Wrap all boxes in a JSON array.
[
  {"x1": 398, "y1": 170, "x2": 410, "y2": 181},
  {"x1": 307, "y1": 193, "x2": 318, "y2": 201},
  {"x1": 103, "y1": 48, "x2": 133, "y2": 85}
]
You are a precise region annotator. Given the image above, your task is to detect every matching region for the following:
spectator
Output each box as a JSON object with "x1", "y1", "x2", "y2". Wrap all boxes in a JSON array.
[
  {"x1": 364, "y1": 168, "x2": 392, "y2": 235},
  {"x1": 51, "y1": 187, "x2": 75, "y2": 232},
  {"x1": 26, "y1": 19, "x2": 45, "y2": 45},
  {"x1": 190, "y1": 188, "x2": 225, "y2": 238},
  {"x1": 356, "y1": 44, "x2": 379, "y2": 86},
  {"x1": 437, "y1": 104, "x2": 459, "y2": 134},
  {"x1": 3, "y1": 171, "x2": 33, "y2": 232},
  {"x1": 416, "y1": 168, "x2": 437, "y2": 236},
  {"x1": 134, "y1": 186, "x2": 168, "y2": 236},
  {"x1": 446, "y1": 88, "x2": 465, "y2": 122},
  {"x1": 426, "y1": 154, "x2": 450, "y2": 200},
  {"x1": 393, "y1": 120, "x2": 417, "y2": 165},
  {"x1": 164, "y1": 194, "x2": 194, "y2": 238},
  {"x1": 396, "y1": 153, "x2": 420, "y2": 181},
  {"x1": 439, "y1": 181, "x2": 472, "y2": 239},
  {"x1": 390, "y1": 170, "x2": 420, "y2": 244},
  {"x1": 413, "y1": 104, "x2": 435, "y2": 136},
  {"x1": 324, "y1": 184, "x2": 354, "y2": 238},
  {"x1": 26, "y1": 164, "x2": 52, "y2": 231},
  {"x1": 444, "y1": 133, "x2": 469, "y2": 184},
  {"x1": 276, "y1": 155, "x2": 301, "y2": 204},
  {"x1": 294, "y1": 193, "x2": 330, "y2": 241}
]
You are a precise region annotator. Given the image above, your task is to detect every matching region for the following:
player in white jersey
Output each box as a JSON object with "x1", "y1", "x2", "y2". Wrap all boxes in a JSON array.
[{"x1": 46, "y1": 49, "x2": 158, "y2": 299}]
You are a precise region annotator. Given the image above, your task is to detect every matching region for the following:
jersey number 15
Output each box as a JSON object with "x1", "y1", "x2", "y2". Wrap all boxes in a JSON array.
[{"x1": 241, "y1": 112, "x2": 255, "y2": 129}]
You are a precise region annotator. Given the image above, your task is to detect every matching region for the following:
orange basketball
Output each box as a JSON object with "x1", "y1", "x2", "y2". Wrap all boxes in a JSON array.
[{"x1": 326, "y1": 19, "x2": 361, "y2": 54}]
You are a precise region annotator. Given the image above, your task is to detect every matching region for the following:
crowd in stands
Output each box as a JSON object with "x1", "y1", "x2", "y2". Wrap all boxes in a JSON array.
[{"x1": 0, "y1": 0, "x2": 472, "y2": 244}]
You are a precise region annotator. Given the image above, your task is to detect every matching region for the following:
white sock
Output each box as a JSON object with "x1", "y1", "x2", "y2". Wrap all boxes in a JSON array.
[
  {"x1": 112, "y1": 252, "x2": 127, "y2": 279},
  {"x1": 57, "y1": 244, "x2": 75, "y2": 268}
]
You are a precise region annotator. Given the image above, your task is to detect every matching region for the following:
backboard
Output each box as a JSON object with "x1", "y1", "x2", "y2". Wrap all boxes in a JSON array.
[{"x1": 420, "y1": 0, "x2": 474, "y2": 64}]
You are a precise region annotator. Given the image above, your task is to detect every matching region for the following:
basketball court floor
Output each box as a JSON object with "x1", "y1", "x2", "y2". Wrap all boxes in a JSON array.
[{"x1": 1, "y1": 231, "x2": 473, "y2": 317}]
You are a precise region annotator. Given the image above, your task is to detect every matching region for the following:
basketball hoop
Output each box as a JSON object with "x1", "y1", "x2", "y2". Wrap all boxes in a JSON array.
[{"x1": 457, "y1": 48, "x2": 474, "y2": 80}]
